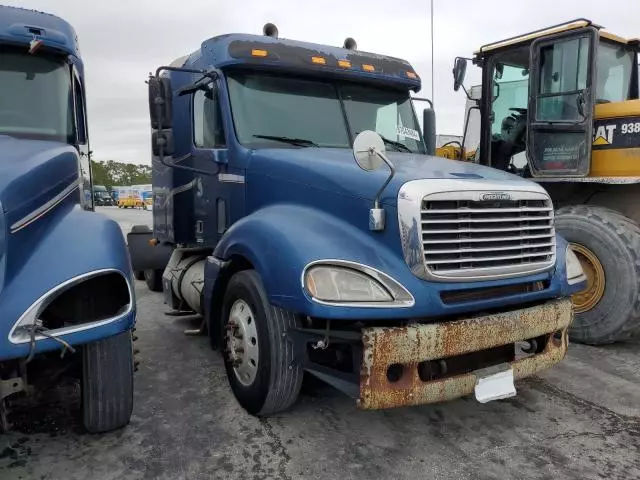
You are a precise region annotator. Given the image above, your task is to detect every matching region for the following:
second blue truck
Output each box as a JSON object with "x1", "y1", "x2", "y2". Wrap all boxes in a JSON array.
[{"x1": 129, "y1": 24, "x2": 586, "y2": 414}]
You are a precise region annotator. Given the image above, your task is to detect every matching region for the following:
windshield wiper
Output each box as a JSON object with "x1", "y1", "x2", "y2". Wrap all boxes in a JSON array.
[
  {"x1": 253, "y1": 134, "x2": 319, "y2": 147},
  {"x1": 354, "y1": 131, "x2": 414, "y2": 153},
  {"x1": 378, "y1": 134, "x2": 413, "y2": 153}
]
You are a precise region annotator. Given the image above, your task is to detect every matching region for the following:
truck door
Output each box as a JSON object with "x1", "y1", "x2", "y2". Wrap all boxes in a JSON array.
[
  {"x1": 191, "y1": 85, "x2": 238, "y2": 246},
  {"x1": 527, "y1": 28, "x2": 598, "y2": 177}
]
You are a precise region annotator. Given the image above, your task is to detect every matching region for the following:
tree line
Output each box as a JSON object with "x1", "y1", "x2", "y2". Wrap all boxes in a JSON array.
[{"x1": 91, "y1": 160, "x2": 152, "y2": 189}]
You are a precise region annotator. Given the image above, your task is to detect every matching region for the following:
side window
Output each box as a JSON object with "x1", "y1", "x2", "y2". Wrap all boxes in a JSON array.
[
  {"x1": 536, "y1": 37, "x2": 589, "y2": 122},
  {"x1": 73, "y1": 77, "x2": 87, "y2": 144},
  {"x1": 194, "y1": 89, "x2": 226, "y2": 148}
]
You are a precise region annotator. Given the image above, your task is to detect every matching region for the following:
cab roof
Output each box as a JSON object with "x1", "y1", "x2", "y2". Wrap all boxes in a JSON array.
[
  {"x1": 0, "y1": 5, "x2": 80, "y2": 58},
  {"x1": 173, "y1": 32, "x2": 422, "y2": 91},
  {"x1": 474, "y1": 18, "x2": 638, "y2": 58}
]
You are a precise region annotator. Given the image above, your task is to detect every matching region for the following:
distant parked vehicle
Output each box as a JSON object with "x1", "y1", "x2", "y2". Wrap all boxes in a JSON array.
[
  {"x1": 118, "y1": 196, "x2": 144, "y2": 209},
  {"x1": 93, "y1": 185, "x2": 115, "y2": 206}
]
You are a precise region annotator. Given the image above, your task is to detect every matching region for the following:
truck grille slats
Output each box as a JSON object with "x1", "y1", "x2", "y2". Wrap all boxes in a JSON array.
[{"x1": 421, "y1": 198, "x2": 556, "y2": 278}]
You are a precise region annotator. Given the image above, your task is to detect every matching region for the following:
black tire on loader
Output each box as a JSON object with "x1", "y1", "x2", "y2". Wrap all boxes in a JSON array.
[
  {"x1": 220, "y1": 270, "x2": 303, "y2": 415},
  {"x1": 555, "y1": 205, "x2": 640, "y2": 344},
  {"x1": 144, "y1": 269, "x2": 163, "y2": 292},
  {"x1": 82, "y1": 330, "x2": 134, "y2": 433}
]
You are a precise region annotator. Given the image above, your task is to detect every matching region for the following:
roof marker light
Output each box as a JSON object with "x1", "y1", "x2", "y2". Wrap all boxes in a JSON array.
[
  {"x1": 251, "y1": 49, "x2": 268, "y2": 57},
  {"x1": 362, "y1": 64, "x2": 375, "y2": 72},
  {"x1": 338, "y1": 60, "x2": 351, "y2": 68},
  {"x1": 312, "y1": 56, "x2": 326, "y2": 65},
  {"x1": 407, "y1": 71, "x2": 418, "y2": 79}
]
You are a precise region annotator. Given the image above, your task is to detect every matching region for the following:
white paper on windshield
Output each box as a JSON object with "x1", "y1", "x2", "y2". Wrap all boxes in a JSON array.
[{"x1": 396, "y1": 125, "x2": 420, "y2": 141}]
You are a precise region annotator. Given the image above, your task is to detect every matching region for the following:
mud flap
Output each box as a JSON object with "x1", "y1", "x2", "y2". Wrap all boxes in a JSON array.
[{"x1": 127, "y1": 225, "x2": 173, "y2": 271}]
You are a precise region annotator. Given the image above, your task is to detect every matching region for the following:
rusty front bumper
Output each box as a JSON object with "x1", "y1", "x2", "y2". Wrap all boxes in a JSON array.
[{"x1": 359, "y1": 298, "x2": 573, "y2": 409}]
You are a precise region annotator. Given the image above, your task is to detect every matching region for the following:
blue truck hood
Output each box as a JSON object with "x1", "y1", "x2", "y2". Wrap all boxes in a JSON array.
[
  {"x1": 0, "y1": 136, "x2": 79, "y2": 292},
  {"x1": 247, "y1": 147, "x2": 530, "y2": 206},
  {"x1": 0, "y1": 136, "x2": 78, "y2": 215}
]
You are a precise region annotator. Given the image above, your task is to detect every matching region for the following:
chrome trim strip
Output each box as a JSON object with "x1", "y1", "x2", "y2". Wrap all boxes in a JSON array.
[
  {"x1": 536, "y1": 177, "x2": 640, "y2": 184},
  {"x1": 398, "y1": 178, "x2": 556, "y2": 282},
  {"x1": 10, "y1": 179, "x2": 80, "y2": 234},
  {"x1": 301, "y1": 259, "x2": 415, "y2": 308},
  {"x1": 8, "y1": 268, "x2": 134, "y2": 345},
  {"x1": 218, "y1": 173, "x2": 245, "y2": 184}
]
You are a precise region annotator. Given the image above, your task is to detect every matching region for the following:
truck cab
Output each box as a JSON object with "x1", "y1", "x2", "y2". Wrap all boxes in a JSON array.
[
  {"x1": 0, "y1": 6, "x2": 135, "y2": 432},
  {"x1": 130, "y1": 25, "x2": 585, "y2": 415}
]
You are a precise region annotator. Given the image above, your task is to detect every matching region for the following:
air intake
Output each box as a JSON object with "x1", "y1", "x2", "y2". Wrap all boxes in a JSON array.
[
  {"x1": 343, "y1": 37, "x2": 357, "y2": 50},
  {"x1": 263, "y1": 23, "x2": 278, "y2": 38}
]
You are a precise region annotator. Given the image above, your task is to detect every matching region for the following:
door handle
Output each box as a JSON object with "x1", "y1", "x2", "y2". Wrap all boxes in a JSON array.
[{"x1": 576, "y1": 91, "x2": 586, "y2": 119}]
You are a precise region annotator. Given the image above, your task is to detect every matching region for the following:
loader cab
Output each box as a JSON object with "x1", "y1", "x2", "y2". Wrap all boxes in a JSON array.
[{"x1": 455, "y1": 19, "x2": 639, "y2": 178}]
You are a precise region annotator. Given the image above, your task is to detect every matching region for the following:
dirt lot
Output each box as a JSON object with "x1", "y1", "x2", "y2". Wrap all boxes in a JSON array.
[{"x1": 1, "y1": 207, "x2": 639, "y2": 480}]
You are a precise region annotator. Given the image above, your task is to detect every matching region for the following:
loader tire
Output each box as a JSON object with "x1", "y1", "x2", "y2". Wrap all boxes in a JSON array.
[
  {"x1": 82, "y1": 330, "x2": 134, "y2": 433},
  {"x1": 221, "y1": 270, "x2": 303, "y2": 415},
  {"x1": 556, "y1": 205, "x2": 640, "y2": 344}
]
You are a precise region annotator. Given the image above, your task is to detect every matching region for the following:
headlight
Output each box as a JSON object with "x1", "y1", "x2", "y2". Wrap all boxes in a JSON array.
[
  {"x1": 566, "y1": 246, "x2": 587, "y2": 285},
  {"x1": 305, "y1": 266, "x2": 392, "y2": 302}
]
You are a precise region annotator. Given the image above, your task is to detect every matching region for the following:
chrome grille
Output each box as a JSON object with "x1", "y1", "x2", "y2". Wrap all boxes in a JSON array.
[{"x1": 421, "y1": 196, "x2": 556, "y2": 280}]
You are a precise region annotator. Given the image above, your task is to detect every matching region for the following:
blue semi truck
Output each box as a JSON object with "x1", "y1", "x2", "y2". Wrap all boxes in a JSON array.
[
  {"x1": 129, "y1": 24, "x2": 587, "y2": 414},
  {"x1": 0, "y1": 6, "x2": 136, "y2": 432}
]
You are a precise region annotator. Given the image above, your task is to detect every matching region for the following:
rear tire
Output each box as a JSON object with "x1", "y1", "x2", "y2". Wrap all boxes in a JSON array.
[
  {"x1": 82, "y1": 331, "x2": 134, "y2": 433},
  {"x1": 221, "y1": 270, "x2": 303, "y2": 415},
  {"x1": 556, "y1": 205, "x2": 640, "y2": 344},
  {"x1": 144, "y1": 269, "x2": 163, "y2": 292}
]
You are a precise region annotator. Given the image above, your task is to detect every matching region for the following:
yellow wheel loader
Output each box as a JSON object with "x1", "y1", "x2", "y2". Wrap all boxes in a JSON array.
[{"x1": 451, "y1": 19, "x2": 640, "y2": 344}]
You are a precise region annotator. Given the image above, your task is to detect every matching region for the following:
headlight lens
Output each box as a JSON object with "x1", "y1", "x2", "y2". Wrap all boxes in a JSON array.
[
  {"x1": 566, "y1": 246, "x2": 587, "y2": 285},
  {"x1": 304, "y1": 266, "x2": 392, "y2": 302}
]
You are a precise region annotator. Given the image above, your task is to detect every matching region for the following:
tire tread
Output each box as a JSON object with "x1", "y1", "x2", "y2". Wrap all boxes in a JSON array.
[
  {"x1": 557, "y1": 205, "x2": 640, "y2": 343},
  {"x1": 82, "y1": 331, "x2": 134, "y2": 433}
]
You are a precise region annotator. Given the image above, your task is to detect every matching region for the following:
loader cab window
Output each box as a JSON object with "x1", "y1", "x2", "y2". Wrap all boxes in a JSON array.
[
  {"x1": 488, "y1": 51, "x2": 530, "y2": 172},
  {"x1": 595, "y1": 42, "x2": 634, "y2": 103},
  {"x1": 193, "y1": 88, "x2": 226, "y2": 148}
]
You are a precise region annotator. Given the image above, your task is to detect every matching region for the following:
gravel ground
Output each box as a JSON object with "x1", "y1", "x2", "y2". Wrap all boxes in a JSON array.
[{"x1": 1, "y1": 207, "x2": 638, "y2": 480}]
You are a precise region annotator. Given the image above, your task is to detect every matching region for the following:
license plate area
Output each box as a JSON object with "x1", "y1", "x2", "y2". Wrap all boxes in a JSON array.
[{"x1": 474, "y1": 363, "x2": 516, "y2": 403}]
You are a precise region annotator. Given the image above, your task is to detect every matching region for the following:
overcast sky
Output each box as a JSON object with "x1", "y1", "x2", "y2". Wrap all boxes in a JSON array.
[{"x1": 6, "y1": 0, "x2": 639, "y2": 164}]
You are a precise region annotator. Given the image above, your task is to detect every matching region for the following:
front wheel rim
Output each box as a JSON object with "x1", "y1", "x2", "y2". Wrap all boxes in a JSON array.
[
  {"x1": 570, "y1": 243, "x2": 606, "y2": 313},
  {"x1": 226, "y1": 299, "x2": 259, "y2": 386}
]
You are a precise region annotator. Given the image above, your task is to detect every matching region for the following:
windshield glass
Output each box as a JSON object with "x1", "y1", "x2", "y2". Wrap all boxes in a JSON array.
[
  {"x1": 226, "y1": 72, "x2": 424, "y2": 153},
  {"x1": 0, "y1": 48, "x2": 73, "y2": 142},
  {"x1": 596, "y1": 42, "x2": 634, "y2": 103}
]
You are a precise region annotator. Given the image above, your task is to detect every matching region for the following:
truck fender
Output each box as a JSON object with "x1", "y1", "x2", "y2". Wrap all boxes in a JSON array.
[
  {"x1": 204, "y1": 204, "x2": 404, "y2": 340},
  {"x1": 0, "y1": 207, "x2": 136, "y2": 361}
]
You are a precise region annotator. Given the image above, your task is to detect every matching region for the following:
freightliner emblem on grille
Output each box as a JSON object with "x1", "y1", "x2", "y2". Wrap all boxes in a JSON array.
[{"x1": 480, "y1": 192, "x2": 512, "y2": 201}]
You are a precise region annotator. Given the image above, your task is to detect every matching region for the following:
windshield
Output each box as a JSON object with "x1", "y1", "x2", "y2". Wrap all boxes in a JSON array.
[
  {"x1": 226, "y1": 72, "x2": 425, "y2": 153},
  {"x1": 596, "y1": 42, "x2": 634, "y2": 103},
  {"x1": 0, "y1": 48, "x2": 73, "y2": 142}
]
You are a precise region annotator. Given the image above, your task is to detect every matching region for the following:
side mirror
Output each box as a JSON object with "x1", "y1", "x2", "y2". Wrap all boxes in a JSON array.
[
  {"x1": 422, "y1": 108, "x2": 437, "y2": 156},
  {"x1": 152, "y1": 129, "x2": 174, "y2": 156},
  {"x1": 353, "y1": 130, "x2": 386, "y2": 171},
  {"x1": 352, "y1": 131, "x2": 396, "y2": 231},
  {"x1": 453, "y1": 57, "x2": 468, "y2": 92},
  {"x1": 149, "y1": 76, "x2": 173, "y2": 130}
]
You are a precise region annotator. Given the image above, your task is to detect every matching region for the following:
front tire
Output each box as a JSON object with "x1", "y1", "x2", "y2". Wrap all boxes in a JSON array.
[
  {"x1": 82, "y1": 331, "x2": 134, "y2": 433},
  {"x1": 556, "y1": 205, "x2": 640, "y2": 344},
  {"x1": 221, "y1": 270, "x2": 303, "y2": 415}
]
